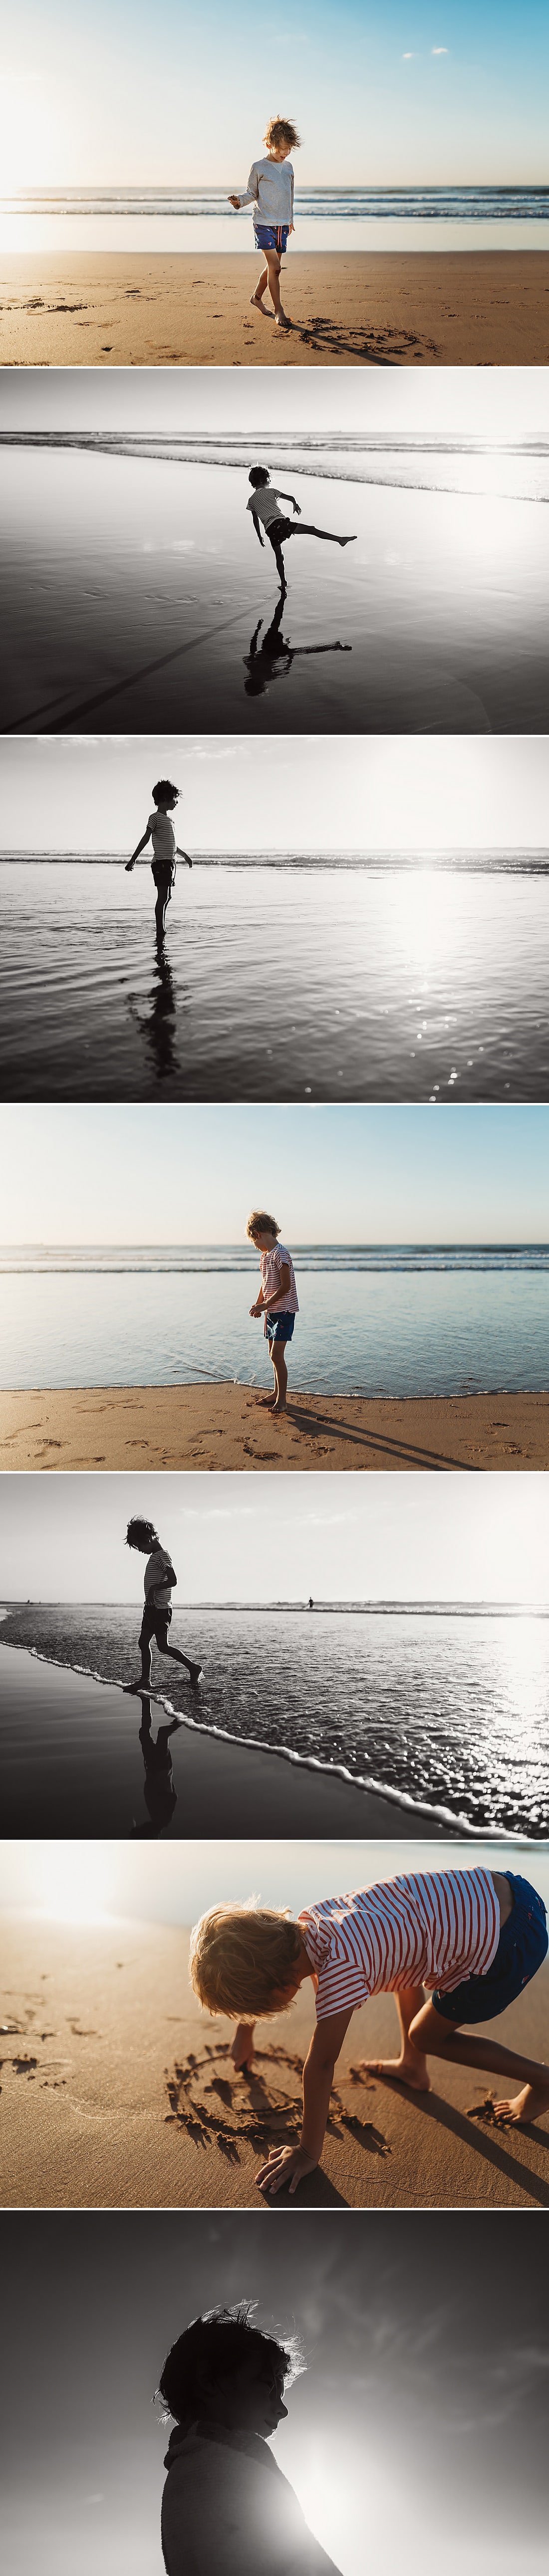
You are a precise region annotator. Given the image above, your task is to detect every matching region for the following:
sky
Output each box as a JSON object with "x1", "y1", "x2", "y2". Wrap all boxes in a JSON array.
[
  {"x1": 3, "y1": 1835, "x2": 549, "y2": 1927},
  {"x1": 2, "y1": 1470, "x2": 549, "y2": 1604},
  {"x1": 2, "y1": 2207, "x2": 548, "y2": 2576},
  {"x1": 1, "y1": 1103, "x2": 549, "y2": 1244},
  {"x1": 3, "y1": 2, "x2": 549, "y2": 190},
  {"x1": 2, "y1": 365, "x2": 549, "y2": 441},
  {"x1": 2, "y1": 735, "x2": 549, "y2": 857}
]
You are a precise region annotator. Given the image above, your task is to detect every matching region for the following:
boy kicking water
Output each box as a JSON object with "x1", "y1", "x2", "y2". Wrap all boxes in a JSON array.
[
  {"x1": 125, "y1": 779, "x2": 192, "y2": 943},
  {"x1": 124, "y1": 1516, "x2": 202, "y2": 1693},
  {"x1": 247, "y1": 467, "x2": 356, "y2": 596},
  {"x1": 228, "y1": 116, "x2": 300, "y2": 330},
  {"x1": 189, "y1": 1865, "x2": 549, "y2": 2193},
  {"x1": 247, "y1": 1210, "x2": 299, "y2": 1415}
]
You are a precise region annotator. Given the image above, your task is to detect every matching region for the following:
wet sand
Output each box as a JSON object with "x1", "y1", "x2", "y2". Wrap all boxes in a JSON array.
[
  {"x1": 0, "y1": 252, "x2": 548, "y2": 367},
  {"x1": 2, "y1": 1912, "x2": 548, "y2": 2210},
  {"x1": 1, "y1": 1385, "x2": 548, "y2": 1471},
  {"x1": 0, "y1": 1640, "x2": 446, "y2": 1840}
]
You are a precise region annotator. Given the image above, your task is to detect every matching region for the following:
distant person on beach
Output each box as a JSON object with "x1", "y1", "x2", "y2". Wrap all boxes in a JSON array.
[
  {"x1": 247, "y1": 467, "x2": 356, "y2": 596},
  {"x1": 228, "y1": 117, "x2": 300, "y2": 331},
  {"x1": 247, "y1": 1210, "x2": 299, "y2": 1415},
  {"x1": 190, "y1": 1865, "x2": 549, "y2": 2193},
  {"x1": 125, "y1": 780, "x2": 192, "y2": 942},
  {"x1": 125, "y1": 1516, "x2": 202, "y2": 1693},
  {"x1": 159, "y1": 2304, "x2": 342, "y2": 2576}
]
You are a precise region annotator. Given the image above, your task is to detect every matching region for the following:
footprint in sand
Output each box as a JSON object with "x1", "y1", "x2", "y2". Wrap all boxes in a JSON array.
[{"x1": 164, "y1": 2042, "x2": 390, "y2": 2165}]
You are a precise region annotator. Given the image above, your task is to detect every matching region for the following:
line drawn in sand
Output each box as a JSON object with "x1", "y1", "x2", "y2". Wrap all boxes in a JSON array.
[{"x1": 164, "y1": 2040, "x2": 391, "y2": 2166}]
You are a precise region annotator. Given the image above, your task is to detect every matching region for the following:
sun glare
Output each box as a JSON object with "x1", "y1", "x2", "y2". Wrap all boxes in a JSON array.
[{"x1": 33, "y1": 1843, "x2": 111, "y2": 1923}]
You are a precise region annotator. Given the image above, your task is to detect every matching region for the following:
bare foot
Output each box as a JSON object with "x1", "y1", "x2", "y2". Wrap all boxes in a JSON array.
[
  {"x1": 124, "y1": 1680, "x2": 153, "y2": 1696},
  {"x1": 339, "y1": 536, "x2": 357, "y2": 547},
  {"x1": 250, "y1": 294, "x2": 269, "y2": 313},
  {"x1": 274, "y1": 309, "x2": 291, "y2": 329},
  {"x1": 255, "y1": 1393, "x2": 277, "y2": 1407},
  {"x1": 187, "y1": 1662, "x2": 203, "y2": 1688},
  {"x1": 271, "y1": 1403, "x2": 287, "y2": 1417},
  {"x1": 361, "y1": 2054, "x2": 431, "y2": 2095},
  {"x1": 492, "y1": 2079, "x2": 549, "y2": 2127}
]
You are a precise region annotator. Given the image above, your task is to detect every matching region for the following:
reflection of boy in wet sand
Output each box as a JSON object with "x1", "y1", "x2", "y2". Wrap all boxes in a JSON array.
[
  {"x1": 190, "y1": 1865, "x2": 549, "y2": 2194},
  {"x1": 247, "y1": 468, "x2": 356, "y2": 596},
  {"x1": 244, "y1": 595, "x2": 351, "y2": 697},
  {"x1": 228, "y1": 116, "x2": 300, "y2": 331},
  {"x1": 125, "y1": 1516, "x2": 202, "y2": 1693},
  {"x1": 125, "y1": 779, "x2": 192, "y2": 942},
  {"x1": 247, "y1": 1210, "x2": 299, "y2": 1415}
]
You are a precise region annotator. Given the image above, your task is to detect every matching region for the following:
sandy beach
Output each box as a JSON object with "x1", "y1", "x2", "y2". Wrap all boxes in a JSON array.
[
  {"x1": 1, "y1": 1385, "x2": 548, "y2": 1472},
  {"x1": 1, "y1": 253, "x2": 549, "y2": 367},
  {"x1": 1, "y1": 1911, "x2": 548, "y2": 2210},
  {"x1": 0, "y1": 1640, "x2": 447, "y2": 1840}
]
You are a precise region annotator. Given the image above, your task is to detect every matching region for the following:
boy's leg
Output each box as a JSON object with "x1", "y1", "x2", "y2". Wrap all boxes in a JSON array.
[
  {"x1": 270, "y1": 534, "x2": 287, "y2": 593},
  {"x1": 155, "y1": 892, "x2": 166, "y2": 939},
  {"x1": 361, "y1": 1984, "x2": 431, "y2": 2092},
  {"x1": 288, "y1": 523, "x2": 357, "y2": 546},
  {"x1": 272, "y1": 1341, "x2": 288, "y2": 1413},
  {"x1": 158, "y1": 1637, "x2": 203, "y2": 1685},
  {"x1": 265, "y1": 248, "x2": 289, "y2": 325},
  {"x1": 407, "y1": 1994, "x2": 549, "y2": 2127},
  {"x1": 251, "y1": 261, "x2": 270, "y2": 308},
  {"x1": 125, "y1": 1626, "x2": 154, "y2": 1693}
]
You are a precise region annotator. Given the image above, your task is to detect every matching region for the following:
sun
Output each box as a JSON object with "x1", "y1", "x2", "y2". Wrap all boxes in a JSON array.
[{"x1": 33, "y1": 1842, "x2": 111, "y2": 1923}]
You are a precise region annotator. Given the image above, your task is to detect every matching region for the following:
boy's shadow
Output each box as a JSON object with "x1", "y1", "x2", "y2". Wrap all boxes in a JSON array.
[
  {"x1": 127, "y1": 946, "x2": 189, "y2": 1087},
  {"x1": 244, "y1": 595, "x2": 351, "y2": 699},
  {"x1": 129, "y1": 1692, "x2": 182, "y2": 1836}
]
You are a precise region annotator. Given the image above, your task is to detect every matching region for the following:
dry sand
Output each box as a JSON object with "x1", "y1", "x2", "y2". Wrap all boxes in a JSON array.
[
  {"x1": 0, "y1": 253, "x2": 549, "y2": 367},
  {"x1": 1, "y1": 1385, "x2": 548, "y2": 1472},
  {"x1": 2, "y1": 1913, "x2": 548, "y2": 2210},
  {"x1": 0, "y1": 1639, "x2": 449, "y2": 1840}
]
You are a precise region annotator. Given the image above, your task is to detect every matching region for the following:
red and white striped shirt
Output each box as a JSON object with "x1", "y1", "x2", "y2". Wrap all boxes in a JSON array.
[{"x1": 299, "y1": 1870, "x2": 500, "y2": 2021}]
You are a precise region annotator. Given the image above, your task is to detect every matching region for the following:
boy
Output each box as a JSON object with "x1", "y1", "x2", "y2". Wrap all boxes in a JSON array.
[
  {"x1": 125, "y1": 779, "x2": 192, "y2": 942},
  {"x1": 125, "y1": 1515, "x2": 202, "y2": 1693},
  {"x1": 247, "y1": 467, "x2": 356, "y2": 596},
  {"x1": 246, "y1": 1209, "x2": 299, "y2": 1415},
  {"x1": 189, "y1": 1866, "x2": 549, "y2": 2194},
  {"x1": 228, "y1": 115, "x2": 300, "y2": 330}
]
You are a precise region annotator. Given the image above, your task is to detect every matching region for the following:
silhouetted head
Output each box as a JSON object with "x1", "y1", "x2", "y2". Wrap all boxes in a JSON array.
[
  {"x1": 249, "y1": 466, "x2": 270, "y2": 489},
  {"x1": 264, "y1": 117, "x2": 301, "y2": 158},
  {"x1": 152, "y1": 779, "x2": 180, "y2": 810},
  {"x1": 125, "y1": 1517, "x2": 160, "y2": 1554},
  {"x1": 158, "y1": 2306, "x2": 295, "y2": 2437}
]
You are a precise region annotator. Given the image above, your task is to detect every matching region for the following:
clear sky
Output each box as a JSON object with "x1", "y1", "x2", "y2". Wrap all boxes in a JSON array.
[
  {"x1": 3, "y1": 3, "x2": 549, "y2": 189},
  {"x1": 3, "y1": 2209, "x2": 547, "y2": 2576},
  {"x1": 4, "y1": 1834, "x2": 549, "y2": 1926},
  {"x1": 2, "y1": 735, "x2": 549, "y2": 857},
  {"x1": 1, "y1": 1103, "x2": 549, "y2": 1244},
  {"x1": 2, "y1": 1470, "x2": 548, "y2": 1604},
  {"x1": 2, "y1": 365, "x2": 548, "y2": 439}
]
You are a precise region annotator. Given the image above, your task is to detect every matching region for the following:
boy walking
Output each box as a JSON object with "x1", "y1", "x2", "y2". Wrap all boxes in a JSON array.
[
  {"x1": 125, "y1": 779, "x2": 192, "y2": 942},
  {"x1": 228, "y1": 116, "x2": 300, "y2": 329},
  {"x1": 125, "y1": 1515, "x2": 202, "y2": 1693},
  {"x1": 247, "y1": 467, "x2": 356, "y2": 595},
  {"x1": 247, "y1": 1210, "x2": 299, "y2": 1414}
]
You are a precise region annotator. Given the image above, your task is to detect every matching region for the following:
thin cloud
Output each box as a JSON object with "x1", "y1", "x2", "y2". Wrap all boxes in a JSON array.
[{"x1": 432, "y1": 45, "x2": 449, "y2": 54}]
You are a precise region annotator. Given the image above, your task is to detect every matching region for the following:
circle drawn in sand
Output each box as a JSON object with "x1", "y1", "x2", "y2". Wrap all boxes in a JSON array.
[{"x1": 165, "y1": 2042, "x2": 390, "y2": 2165}]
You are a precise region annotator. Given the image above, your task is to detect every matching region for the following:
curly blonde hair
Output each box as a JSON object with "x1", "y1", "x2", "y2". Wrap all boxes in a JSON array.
[
  {"x1": 264, "y1": 118, "x2": 301, "y2": 152},
  {"x1": 189, "y1": 1902, "x2": 302, "y2": 2019},
  {"x1": 246, "y1": 1210, "x2": 280, "y2": 1241}
]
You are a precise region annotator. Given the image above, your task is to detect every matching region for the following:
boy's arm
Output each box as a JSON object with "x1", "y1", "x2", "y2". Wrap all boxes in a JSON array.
[
  {"x1": 228, "y1": 164, "x2": 259, "y2": 210},
  {"x1": 250, "y1": 508, "x2": 265, "y2": 548},
  {"x1": 276, "y1": 488, "x2": 301, "y2": 516},
  {"x1": 255, "y1": 2008, "x2": 354, "y2": 2195},
  {"x1": 175, "y1": 845, "x2": 193, "y2": 866},
  {"x1": 125, "y1": 825, "x2": 152, "y2": 871},
  {"x1": 231, "y1": 2020, "x2": 257, "y2": 2068}
]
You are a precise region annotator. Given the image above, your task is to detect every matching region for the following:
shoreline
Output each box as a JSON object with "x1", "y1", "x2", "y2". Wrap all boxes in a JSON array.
[
  {"x1": 0, "y1": 251, "x2": 548, "y2": 367},
  {"x1": 2, "y1": 1910, "x2": 548, "y2": 2210},
  {"x1": 0, "y1": 1639, "x2": 471, "y2": 1840},
  {"x1": 1, "y1": 1384, "x2": 549, "y2": 1471}
]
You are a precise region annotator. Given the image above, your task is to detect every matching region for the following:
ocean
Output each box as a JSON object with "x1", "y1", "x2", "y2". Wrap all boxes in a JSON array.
[
  {"x1": 3, "y1": 185, "x2": 549, "y2": 252},
  {"x1": 1, "y1": 439, "x2": 548, "y2": 733},
  {"x1": 1, "y1": 855, "x2": 549, "y2": 1102},
  {"x1": 1, "y1": 1600, "x2": 548, "y2": 1838},
  {"x1": 1, "y1": 1248, "x2": 548, "y2": 1396}
]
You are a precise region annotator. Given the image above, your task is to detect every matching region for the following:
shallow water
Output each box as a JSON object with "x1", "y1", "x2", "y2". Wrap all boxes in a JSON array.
[
  {"x1": 1, "y1": 1257, "x2": 548, "y2": 1395},
  {"x1": 2, "y1": 859, "x2": 549, "y2": 1101},
  {"x1": 1, "y1": 447, "x2": 548, "y2": 733},
  {"x1": 2, "y1": 1602, "x2": 548, "y2": 1837},
  {"x1": 3, "y1": 183, "x2": 549, "y2": 252}
]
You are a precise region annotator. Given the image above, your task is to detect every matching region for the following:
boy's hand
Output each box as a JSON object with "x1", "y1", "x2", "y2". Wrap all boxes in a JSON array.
[
  {"x1": 125, "y1": 859, "x2": 135, "y2": 871},
  {"x1": 249, "y1": 1301, "x2": 263, "y2": 1317},
  {"x1": 228, "y1": 195, "x2": 241, "y2": 209},
  {"x1": 255, "y1": 2143, "x2": 317, "y2": 2198},
  {"x1": 292, "y1": 501, "x2": 301, "y2": 516},
  {"x1": 288, "y1": 224, "x2": 294, "y2": 235},
  {"x1": 231, "y1": 2021, "x2": 256, "y2": 2071}
]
